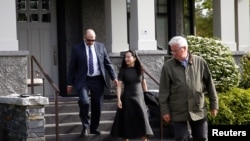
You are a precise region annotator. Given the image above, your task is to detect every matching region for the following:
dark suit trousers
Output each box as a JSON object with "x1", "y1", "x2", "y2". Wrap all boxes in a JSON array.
[{"x1": 77, "y1": 75, "x2": 105, "y2": 131}]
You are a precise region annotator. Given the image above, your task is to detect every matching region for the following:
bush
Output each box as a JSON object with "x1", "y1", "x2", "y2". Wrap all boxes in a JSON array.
[
  {"x1": 207, "y1": 87, "x2": 250, "y2": 125},
  {"x1": 239, "y1": 50, "x2": 250, "y2": 89},
  {"x1": 186, "y1": 35, "x2": 240, "y2": 92}
]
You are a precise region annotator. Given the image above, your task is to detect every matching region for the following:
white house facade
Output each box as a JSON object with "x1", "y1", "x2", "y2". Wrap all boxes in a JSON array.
[{"x1": 0, "y1": 0, "x2": 249, "y2": 96}]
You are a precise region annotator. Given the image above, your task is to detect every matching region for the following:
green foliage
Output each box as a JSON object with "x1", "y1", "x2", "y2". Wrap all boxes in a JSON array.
[
  {"x1": 196, "y1": 0, "x2": 212, "y2": 12},
  {"x1": 195, "y1": 0, "x2": 213, "y2": 37},
  {"x1": 207, "y1": 88, "x2": 250, "y2": 125},
  {"x1": 187, "y1": 35, "x2": 240, "y2": 92},
  {"x1": 239, "y1": 51, "x2": 250, "y2": 89},
  {"x1": 195, "y1": 14, "x2": 213, "y2": 38}
]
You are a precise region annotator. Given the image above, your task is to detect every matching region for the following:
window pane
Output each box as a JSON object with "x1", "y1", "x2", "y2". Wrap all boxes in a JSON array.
[
  {"x1": 17, "y1": 13, "x2": 28, "y2": 22},
  {"x1": 42, "y1": 13, "x2": 51, "y2": 22},
  {"x1": 17, "y1": 0, "x2": 26, "y2": 10},
  {"x1": 156, "y1": 16, "x2": 168, "y2": 49},
  {"x1": 30, "y1": 13, "x2": 39, "y2": 22},
  {"x1": 158, "y1": 6, "x2": 167, "y2": 14},
  {"x1": 30, "y1": 0, "x2": 38, "y2": 10},
  {"x1": 42, "y1": 0, "x2": 50, "y2": 10},
  {"x1": 158, "y1": 0, "x2": 167, "y2": 5}
]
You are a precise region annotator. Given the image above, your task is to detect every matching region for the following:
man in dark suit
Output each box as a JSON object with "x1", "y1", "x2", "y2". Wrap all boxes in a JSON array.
[{"x1": 67, "y1": 29, "x2": 118, "y2": 136}]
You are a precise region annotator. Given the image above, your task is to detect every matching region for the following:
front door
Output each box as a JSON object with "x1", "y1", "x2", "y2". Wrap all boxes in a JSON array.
[{"x1": 16, "y1": 0, "x2": 58, "y2": 97}]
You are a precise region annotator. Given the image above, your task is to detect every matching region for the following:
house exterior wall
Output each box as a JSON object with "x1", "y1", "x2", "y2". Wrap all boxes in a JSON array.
[
  {"x1": 0, "y1": 51, "x2": 29, "y2": 96},
  {"x1": 1, "y1": 1, "x2": 249, "y2": 53},
  {"x1": 0, "y1": 0, "x2": 18, "y2": 51},
  {"x1": 213, "y1": 0, "x2": 250, "y2": 52},
  {"x1": 0, "y1": 0, "x2": 249, "y2": 97}
]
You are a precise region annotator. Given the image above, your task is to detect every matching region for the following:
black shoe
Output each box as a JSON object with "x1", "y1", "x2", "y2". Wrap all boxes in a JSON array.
[
  {"x1": 80, "y1": 129, "x2": 88, "y2": 137},
  {"x1": 89, "y1": 130, "x2": 101, "y2": 135}
]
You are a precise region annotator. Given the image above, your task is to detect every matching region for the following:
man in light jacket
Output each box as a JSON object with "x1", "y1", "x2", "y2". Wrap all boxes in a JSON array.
[{"x1": 159, "y1": 36, "x2": 218, "y2": 141}]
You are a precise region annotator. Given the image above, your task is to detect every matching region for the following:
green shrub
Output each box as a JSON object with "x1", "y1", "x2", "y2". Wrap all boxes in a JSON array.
[
  {"x1": 207, "y1": 87, "x2": 250, "y2": 125},
  {"x1": 186, "y1": 35, "x2": 240, "y2": 92},
  {"x1": 239, "y1": 50, "x2": 250, "y2": 89}
]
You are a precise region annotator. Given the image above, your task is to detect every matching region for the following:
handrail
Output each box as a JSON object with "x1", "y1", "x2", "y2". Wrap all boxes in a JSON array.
[
  {"x1": 134, "y1": 51, "x2": 164, "y2": 139},
  {"x1": 134, "y1": 51, "x2": 161, "y2": 85},
  {"x1": 30, "y1": 55, "x2": 60, "y2": 141}
]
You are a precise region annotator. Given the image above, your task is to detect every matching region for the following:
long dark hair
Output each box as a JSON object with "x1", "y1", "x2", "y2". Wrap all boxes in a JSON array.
[{"x1": 121, "y1": 50, "x2": 144, "y2": 76}]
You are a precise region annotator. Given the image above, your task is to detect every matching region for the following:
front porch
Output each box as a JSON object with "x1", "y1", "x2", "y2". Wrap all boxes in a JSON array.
[{"x1": 0, "y1": 50, "x2": 174, "y2": 141}]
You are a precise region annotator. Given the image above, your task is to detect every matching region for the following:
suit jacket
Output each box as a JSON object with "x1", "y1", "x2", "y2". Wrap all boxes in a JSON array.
[{"x1": 67, "y1": 41, "x2": 117, "y2": 91}]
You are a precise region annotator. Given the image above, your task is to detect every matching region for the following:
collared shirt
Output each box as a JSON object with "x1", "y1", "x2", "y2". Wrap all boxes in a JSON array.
[
  {"x1": 179, "y1": 54, "x2": 189, "y2": 68},
  {"x1": 84, "y1": 42, "x2": 101, "y2": 76}
]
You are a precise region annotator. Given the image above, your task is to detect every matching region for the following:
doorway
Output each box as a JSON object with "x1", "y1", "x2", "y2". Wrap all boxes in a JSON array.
[{"x1": 16, "y1": 0, "x2": 58, "y2": 97}]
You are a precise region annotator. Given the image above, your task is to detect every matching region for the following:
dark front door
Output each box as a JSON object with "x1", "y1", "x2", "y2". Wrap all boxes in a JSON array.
[{"x1": 57, "y1": 0, "x2": 83, "y2": 96}]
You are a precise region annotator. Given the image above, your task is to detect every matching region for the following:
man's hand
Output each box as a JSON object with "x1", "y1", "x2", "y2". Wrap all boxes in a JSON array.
[
  {"x1": 162, "y1": 114, "x2": 171, "y2": 123},
  {"x1": 113, "y1": 79, "x2": 118, "y2": 87},
  {"x1": 210, "y1": 109, "x2": 218, "y2": 117},
  {"x1": 67, "y1": 86, "x2": 73, "y2": 94}
]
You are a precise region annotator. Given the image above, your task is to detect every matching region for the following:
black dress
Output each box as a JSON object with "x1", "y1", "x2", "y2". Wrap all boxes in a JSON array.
[{"x1": 110, "y1": 67, "x2": 154, "y2": 139}]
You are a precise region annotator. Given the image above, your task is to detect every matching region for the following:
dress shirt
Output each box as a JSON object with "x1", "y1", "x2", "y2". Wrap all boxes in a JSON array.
[{"x1": 84, "y1": 42, "x2": 101, "y2": 76}]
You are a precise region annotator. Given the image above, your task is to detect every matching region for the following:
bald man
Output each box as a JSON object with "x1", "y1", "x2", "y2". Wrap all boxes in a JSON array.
[{"x1": 67, "y1": 29, "x2": 118, "y2": 136}]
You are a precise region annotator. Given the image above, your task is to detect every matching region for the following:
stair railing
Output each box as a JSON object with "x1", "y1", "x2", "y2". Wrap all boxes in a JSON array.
[
  {"x1": 30, "y1": 55, "x2": 60, "y2": 141},
  {"x1": 135, "y1": 51, "x2": 172, "y2": 140}
]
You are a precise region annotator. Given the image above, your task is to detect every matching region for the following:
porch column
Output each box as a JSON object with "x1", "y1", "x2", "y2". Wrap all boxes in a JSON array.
[
  {"x1": 236, "y1": 0, "x2": 250, "y2": 51},
  {"x1": 105, "y1": 0, "x2": 129, "y2": 53},
  {"x1": 0, "y1": 0, "x2": 18, "y2": 51},
  {"x1": 213, "y1": 0, "x2": 237, "y2": 51},
  {"x1": 129, "y1": 0, "x2": 157, "y2": 50}
]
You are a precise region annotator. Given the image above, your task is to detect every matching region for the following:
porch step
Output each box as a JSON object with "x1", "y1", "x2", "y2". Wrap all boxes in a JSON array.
[
  {"x1": 45, "y1": 102, "x2": 117, "y2": 114},
  {"x1": 44, "y1": 96, "x2": 174, "y2": 141},
  {"x1": 45, "y1": 111, "x2": 116, "y2": 124},
  {"x1": 45, "y1": 132, "x2": 175, "y2": 141},
  {"x1": 45, "y1": 117, "x2": 162, "y2": 135},
  {"x1": 45, "y1": 121, "x2": 113, "y2": 135}
]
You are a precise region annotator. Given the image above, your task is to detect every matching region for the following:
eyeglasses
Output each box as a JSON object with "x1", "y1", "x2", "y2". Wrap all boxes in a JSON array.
[
  {"x1": 86, "y1": 39, "x2": 95, "y2": 42},
  {"x1": 170, "y1": 47, "x2": 185, "y2": 54}
]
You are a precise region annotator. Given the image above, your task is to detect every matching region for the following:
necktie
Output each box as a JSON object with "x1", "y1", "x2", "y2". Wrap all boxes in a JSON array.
[{"x1": 88, "y1": 47, "x2": 94, "y2": 75}]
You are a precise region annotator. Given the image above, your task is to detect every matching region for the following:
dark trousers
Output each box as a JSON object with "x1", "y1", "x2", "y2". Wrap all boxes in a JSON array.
[
  {"x1": 173, "y1": 118, "x2": 208, "y2": 141},
  {"x1": 77, "y1": 75, "x2": 105, "y2": 131}
]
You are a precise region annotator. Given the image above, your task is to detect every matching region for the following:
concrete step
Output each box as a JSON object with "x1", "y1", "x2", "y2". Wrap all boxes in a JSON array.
[
  {"x1": 45, "y1": 131, "x2": 112, "y2": 141},
  {"x1": 45, "y1": 130, "x2": 175, "y2": 141},
  {"x1": 45, "y1": 131, "x2": 175, "y2": 141},
  {"x1": 44, "y1": 96, "x2": 175, "y2": 140},
  {"x1": 45, "y1": 117, "x2": 162, "y2": 135},
  {"x1": 45, "y1": 101, "x2": 117, "y2": 114},
  {"x1": 45, "y1": 120, "x2": 113, "y2": 135},
  {"x1": 45, "y1": 111, "x2": 160, "y2": 126},
  {"x1": 45, "y1": 111, "x2": 116, "y2": 124}
]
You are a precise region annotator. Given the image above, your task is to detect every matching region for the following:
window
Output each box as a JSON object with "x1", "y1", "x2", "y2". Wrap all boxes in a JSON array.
[
  {"x1": 156, "y1": 0, "x2": 168, "y2": 49},
  {"x1": 16, "y1": 0, "x2": 51, "y2": 23}
]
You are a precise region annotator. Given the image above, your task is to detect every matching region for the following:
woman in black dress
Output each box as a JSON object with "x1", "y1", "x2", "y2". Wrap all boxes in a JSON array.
[{"x1": 110, "y1": 50, "x2": 153, "y2": 141}]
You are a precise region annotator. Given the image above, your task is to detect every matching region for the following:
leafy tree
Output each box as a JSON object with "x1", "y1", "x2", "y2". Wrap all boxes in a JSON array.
[
  {"x1": 239, "y1": 51, "x2": 250, "y2": 89},
  {"x1": 187, "y1": 35, "x2": 240, "y2": 92},
  {"x1": 195, "y1": 0, "x2": 213, "y2": 37}
]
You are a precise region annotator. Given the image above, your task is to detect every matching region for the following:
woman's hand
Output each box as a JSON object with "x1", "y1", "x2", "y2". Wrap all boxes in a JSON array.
[{"x1": 117, "y1": 100, "x2": 123, "y2": 109}]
